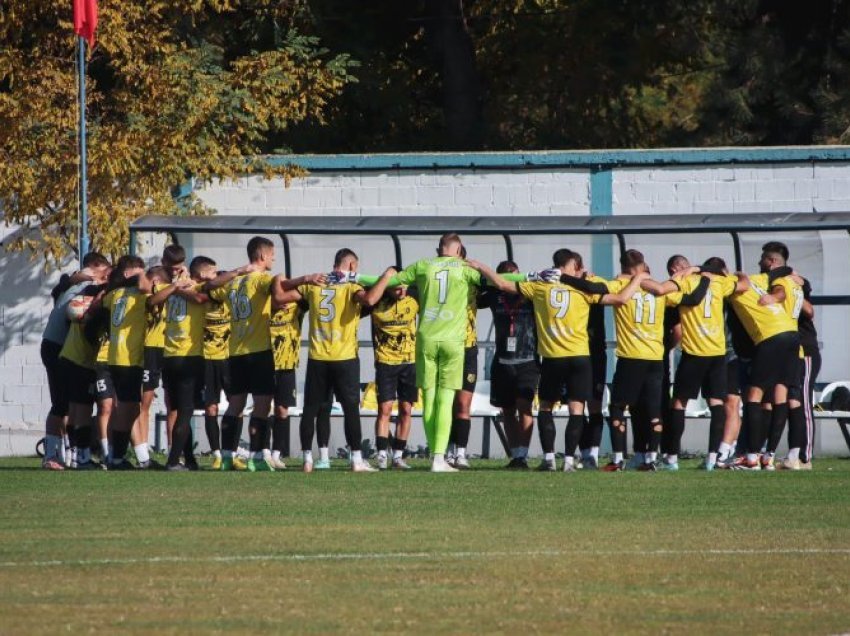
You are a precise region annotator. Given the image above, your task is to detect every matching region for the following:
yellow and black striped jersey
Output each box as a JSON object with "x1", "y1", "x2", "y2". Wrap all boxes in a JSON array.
[
  {"x1": 144, "y1": 283, "x2": 167, "y2": 349},
  {"x1": 464, "y1": 287, "x2": 478, "y2": 348},
  {"x1": 371, "y1": 295, "x2": 418, "y2": 365},
  {"x1": 203, "y1": 301, "x2": 231, "y2": 361}
]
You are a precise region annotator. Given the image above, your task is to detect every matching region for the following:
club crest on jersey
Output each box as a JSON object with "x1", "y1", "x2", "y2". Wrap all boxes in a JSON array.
[{"x1": 423, "y1": 308, "x2": 454, "y2": 322}]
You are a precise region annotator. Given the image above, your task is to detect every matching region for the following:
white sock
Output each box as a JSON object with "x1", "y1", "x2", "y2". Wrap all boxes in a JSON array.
[
  {"x1": 134, "y1": 444, "x2": 150, "y2": 464},
  {"x1": 45, "y1": 435, "x2": 62, "y2": 460},
  {"x1": 213, "y1": 449, "x2": 222, "y2": 459},
  {"x1": 787, "y1": 447, "x2": 800, "y2": 462},
  {"x1": 666, "y1": 454, "x2": 678, "y2": 465},
  {"x1": 319, "y1": 447, "x2": 329, "y2": 462},
  {"x1": 303, "y1": 450, "x2": 313, "y2": 464},
  {"x1": 378, "y1": 449, "x2": 388, "y2": 459},
  {"x1": 718, "y1": 442, "x2": 732, "y2": 460},
  {"x1": 613, "y1": 452, "x2": 623, "y2": 464},
  {"x1": 646, "y1": 451, "x2": 657, "y2": 463},
  {"x1": 518, "y1": 446, "x2": 529, "y2": 459},
  {"x1": 456, "y1": 447, "x2": 467, "y2": 459},
  {"x1": 393, "y1": 449, "x2": 403, "y2": 460},
  {"x1": 100, "y1": 438, "x2": 110, "y2": 459},
  {"x1": 590, "y1": 446, "x2": 599, "y2": 461},
  {"x1": 433, "y1": 453, "x2": 446, "y2": 464},
  {"x1": 564, "y1": 456, "x2": 575, "y2": 468},
  {"x1": 351, "y1": 450, "x2": 363, "y2": 464},
  {"x1": 272, "y1": 450, "x2": 281, "y2": 461},
  {"x1": 747, "y1": 453, "x2": 759, "y2": 463},
  {"x1": 708, "y1": 452, "x2": 717, "y2": 465},
  {"x1": 544, "y1": 452, "x2": 555, "y2": 462}
]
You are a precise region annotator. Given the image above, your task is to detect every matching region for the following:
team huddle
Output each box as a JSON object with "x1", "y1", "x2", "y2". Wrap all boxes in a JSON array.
[{"x1": 39, "y1": 232, "x2": 820, "y2": 473}]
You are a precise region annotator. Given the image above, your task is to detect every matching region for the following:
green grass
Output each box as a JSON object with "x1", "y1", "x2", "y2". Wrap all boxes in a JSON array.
[{"x1": 1, "y1": 457, "x2": 849, "y2": 634}]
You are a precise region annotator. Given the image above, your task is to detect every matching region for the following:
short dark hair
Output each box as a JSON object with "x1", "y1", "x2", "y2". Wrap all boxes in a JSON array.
[
  {"x1": 496, "y1": 260, "x2": 519, "y2": 274},
  {"x1": 247, "y1": 236, "x2": 274, "y2": 262},
  {"x1": 115, "y1": 254, "x2": 145, "y2": 273},
  {"x1": 620, "y1": 249, "x2": 645, "y2": 272},
  {"x1": 761, "y1": 241, "x2": 789, "y2": 262},
  {"x1": 703, "y1": 256, "x2": 727, "y2": 273},
  {"x1": 147, "y1": 265, "x2": 166, "y2": 280},
  {"x1": 162, "y1": 244, "x2": 186, "y2": 265},
  {"x1": 82, "y1": 251, "x2": 110, "y2": 268},
  {"x1": 666, "y1": 254, "x2": 689, "y2": 276},
  {"x1": 190, "y1": 256, "x2": 217, "y2": 278},
  {"x1": 552, "y1": 248, "x2": 577, "y2": 268},
  {"x1": 333, "y1": 248, "x2": 358, "y2": 268},
  {"x1": 459, "y1": 244, "x2": 467, "y2": 259}
]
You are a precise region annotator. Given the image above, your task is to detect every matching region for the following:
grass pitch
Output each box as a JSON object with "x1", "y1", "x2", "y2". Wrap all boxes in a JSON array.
[{"x1": 1, "y1": 457, "x2": 849, "y2": 634}]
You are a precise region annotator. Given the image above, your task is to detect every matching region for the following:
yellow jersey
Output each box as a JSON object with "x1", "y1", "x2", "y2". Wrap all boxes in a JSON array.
[
  {"x1": 59, "y1": 322, "x2": 96, "y2": 370},
  {"x1": 729, "y1": 273, "x2": 798, "y2": 345},
  {"x1": 299, "y1": 282, "x2": 364, "y2": 362},
  {"x1": 517, "y1": 281, "x2": 601, "y2": 358},
  {"x1": 104, "y1": 287, "x2": 149, "y2": 367},
  {"x1": 606, "y1": 277, "x2": 676, "y2": 361},
  {"x1": 164, "y1": 285, "x2": 208, "y2": 358},
  {"x1": 203, "y1": 301, "x2": 231, "y2": 361},
  {"x1": 95, "y1": 333, "x2": 109, "y2": 364},
  {"x1": 771, "y1": 275, "x2": 805, "y2": 322},
  {"x1": 673, "y1": 274, "x2": 737, "y2": 357},
  {"x1": 371, "y1": 295, "x2": 418, "y2": 365},
  {"x1": 208, "y1": 271, "x2": 274, "y2": 356},
  {"x1": 270, "y1": 302, "x2": 307, "y2": 371},
  {"x1": 464, "y1": 287, "x2": 478, "y2": 348},
  {"x1": 144, "y1": 283, "x2": 167, "y2": 349}
]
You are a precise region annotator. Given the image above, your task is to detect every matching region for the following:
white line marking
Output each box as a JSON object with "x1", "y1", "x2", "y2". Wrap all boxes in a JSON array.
[{"x1": 1, "y1": 548, "x2": 849, "y2": 569}]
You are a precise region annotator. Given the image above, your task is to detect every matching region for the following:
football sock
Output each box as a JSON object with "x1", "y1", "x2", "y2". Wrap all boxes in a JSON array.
[
  {"x1": 422, "y1": 387, "x2": 437, "y2": 451},
  {"x1": 456, "y1": 446, "x2": 467, "y2": 459},
  {"x1": 272, "y1": 416, "x2": 289, "y2": 454},
  {"x1": 537, "y1": 411, "x2": 556, "y2": 454},
  {"x1": 708, "y1": 452, "x2": 717, "y2": 466},
  {"x1": 452, "y1": 418, "x2": 471, "y2": 449},
  {"x1": 392, "y1": 449, "x2": 404, "y2": 461},
  {"x1": 708, "y1": 404, "x2": 725, "y2": 454},
  {"x1": 220, "y1": 415, "x2": 240, "y2": 451},
  {"x1": 613, "y1": 452, "x2": 623, "y2": 464},
  {"x1": 564, "y1": 414, "x2": 584, "y2": 457},
  {"x1": 432, "y1": 387, "x2": 455, "y2": 455},
  {"x1": 303, "y1": 450, "x2": 313, "y2": 464},
  {"x1": 788, "y1": 406, "x2": 806, "y2": 454},
  {"x1": 272, "y1": 450, "x2": 281, "y2": 461},
  {"x1": 787, "y1": 447, "x2": 800, "y2": 462},
  {"x1": 718, "y1": 441, "x2": 733, "y2": 461},
  {"x1": 518, "y1": 446, "x2": 529, "y2": 459},
  {"x1": 168, "y1": 414, "x2": 191, "y2": 466},
  {"x1": 341, "y1": 400, "x2": 362, "y2": 451},
  {"x1": 667, "y1": 409, "x2": 686, "y2": 456},
  {"x1": 376, "y1": 436, "x2": 389, "y2": 452},
  {"x1": 134, "y1": 443, "x2": 150, "y2": 465},
  {"x1": 647, "y1": 451, "x2": 657, "y2": 463},
  {"x1": 744, "y1": 402, "x2": 765, "y2": 454},
  {"x1": 319, "y1": 447, "x2": 330, "y2": 462},
  {"x1": 666, "y1": 453, "x2": 678, "y2": 465},
  {"x1": 563, "y1": 455, "x2": 575, "y2": 468},
  {"x1": 111, "y1": 430, "x2": 131, "y2": 464},
  {"x1": 100, "y1": 438, "x2": 110, "y2": 460},
  {"x1": 608, "y1": 406, "x2": 627, "y2": 455},
  {"x1": 317, "y1": 406, "x2": 331, "y2": 448},
  {"x1": 248, "y1": 417, "x2": 267, "y2": 453},
  {"x1": 588, "y1": 412, "x2": 604, "y2": 447},
  {"x1": 351, "y1": 450, "x2": 363, "y2": 464},
  {"x1": 767, "y1": 402, "x2": 789, "y2": 454},
  {"x1": 544, "y1": 451, "x2": 555, "y2": 462},
  {"x1": 204, "y1": 415, "x2": 221, "y2": 452}
]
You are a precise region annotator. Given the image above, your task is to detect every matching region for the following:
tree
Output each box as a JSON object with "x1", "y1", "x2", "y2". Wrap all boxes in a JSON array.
[{"x1": 0, "y1": 0, "x2": 356, "y2": 265}]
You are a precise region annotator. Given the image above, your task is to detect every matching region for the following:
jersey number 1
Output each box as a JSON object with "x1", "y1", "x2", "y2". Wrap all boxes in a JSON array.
[{"x1": 434, "y1": 270, "x2": 449, "y2": 304}]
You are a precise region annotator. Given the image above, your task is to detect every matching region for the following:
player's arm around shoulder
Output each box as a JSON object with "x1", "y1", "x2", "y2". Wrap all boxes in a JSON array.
[
  {"x1": 271, "y1": 272, "x2": 324, "y2": 309},
  {"x1": 601, "y1": 272, "x2": 649, "y2": 306},
  {"x1": 357, "y1": 267, "x2": 397, "y2": 307},
  {"x1": 466, "y1": 259, "x2": 518, "y2": 294}
]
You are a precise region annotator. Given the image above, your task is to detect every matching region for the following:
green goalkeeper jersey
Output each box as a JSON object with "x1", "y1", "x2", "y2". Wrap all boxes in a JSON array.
[{"x1": 395, "y1": 256, "x2": 481, "y2": 343}]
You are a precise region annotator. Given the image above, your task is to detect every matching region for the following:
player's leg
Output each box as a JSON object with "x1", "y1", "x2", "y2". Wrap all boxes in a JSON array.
[
  {"x1": 391, "y1": 363, "x2": 417, "y2": 470},
  {"x1": 203, "y1": 359, "x2": 226, "y2": 469},
  {"x1": 316, "y1": 398, "x2": 333, "y2": 468},
  {"x1": 374, "y1": 362, "x2": 396, "y2": 470},
  {"x1": 220, "y1": 354, "x2": 249, "y2": 471},
  {"x1": 331, "y1": 358, "x2": 373, "y2": 472},
  {"x1": 702, "y1": 356, "x2": 728, "y2": 471},
  {"x1": 416, "y1": 339, "x2": 440, "y2": 454},
  {"x1": 299, "y1": 359, "x2": 328, "y2": 472},
  {"x1": 580, "y1": 350, "x2": 607, "y2": 468},
  {"x1": 137, "y1": 346, "x2": 162, "y2": 461},
  {"x1": 536, "y1": 358, "x2": 563, "y2": 471},
  {"x1": 94, "y1": 363, "x2": 115, "y2": 464},
  {"x1": 271, "y1": 369, "x2": 295, "y2": 470},
  {"x1": 799, "y1": 350, "x2": 821, "y2": 467},
  {"x1": 41, "y1": 341, "x2": 69, "y2": 469},
  {"x1": 562, "y1": 357, "x2": 592, "y2": 472},
  {"x1": 606, "y1": 358, "x2": 641, "y2": 471},
  {"x1": 244, "y1": 350, "x2": 275, "y2": 472},
  {"x1": 66, "y1": 364, "x2": 96, "y2": 469},
  {"x1": 163, "y1": 357, "x2": 195, "y2": 470},
  {"x1": 638, "y1": 361, "x2": 664, "y2": 469},
  {"x1": 429, "y1": 341, "x2": 463, "y2": 472},
  {"x1": 665, "y1": 353, "x2": 701, "y2": 470},
  {"x1": 108, "y1": 366, "x2": 144, "y2": 470},
  {"x1": 490, "y1": 360, "x2": 519, "y2": 468},
  {"x1": 716, "y1": 359, "x2": 741, "y2": 468},
  {"x1": 450, "y1": 346, "x2": 477, "y2": 469}
]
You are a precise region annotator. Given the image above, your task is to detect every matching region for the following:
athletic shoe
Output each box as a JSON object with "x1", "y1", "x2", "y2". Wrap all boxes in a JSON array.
[
  {"x1": 232, "y1": 456, "x2": 248, "y2": 471},
  {"x1": 210, "y1": 455, "x2": 222, "y2": 470},
  {"x1": 562, "y1": 462, "x2": 577, "y2": 473},
  {"x1": 41, "y1": 458, "x2": 65, "y2": 471},
  {"x1": 582, "y1": 456, "x2": 598, "y2": 471},
  {"x1": 185, "y1": 458, "x2": 201, "y2": 471},
  {"x1": 108, "y1": 459, "x2": 135, "y2": 471},
  {"x1": 636, "y1": 461, "x2": 657, "y2": 472},
  {"x1": 376, "y1": 455, "x2": 389, "y2": 471},
  {"x1": 247, "y1": 458, "x2": 275, "y2": 472},
  {"x1": 778, "y1": 458, "x2": 802, "y2": 471},
  {"x1": 659, "y1": 460, "x2": 679, "y2": 471},
  {"x1": 392, "y1": 458, "x2": 412, "y2": 470},
  {"x1": 601, "y1": 461, "x2": 624, "y2": 472},
  {"x1": 715, "y1": 457, "x2": 735, "y2": 470},
  {"x1": 799, "y1": 461, "x2": 813, "y2": 471},
  {"x1": 732, "y1": 459, "x2": 761, "y2": 471},
  {"x1": 505, "y1": 457, "x2": 530, "y2": 470},
  {"x1": 700, "y1": 459, "x2": 716, "y2": 472},
  {"x1": 302, "y1": 461, "x2": 313, "y2": 474},
  {"x1": 537, "y1": 459, "x2": 557, "y2": 472},
  {"x1": 430, "y1": 458, "x2": 458, "y2": 473},
  {"x1": 269, "y1": 457, "x2": 287, "y2": 470},
  {"x1": 453, "y1": 456, "x2": 471, "y2": 470},
  {"x1": 75, "y1": 460, "x2": 101, "y2": 471},
  {"x1": 220, "y1": 456, "x2": 248, "y2": 471},
  {"x1": 137, "y1": 458, "x2": 164, "y2": 471},
  {"x1": 352, "y1": 461, "x2": 377, "y2": 473},
  {"x1": 166, "y1": 463, "x2": 190, "y2": 472},
  {"x1": 761, "y1": 455, "x2": 776, "y2": 472},
  {"x1": 314, "y1": 459, "x2": 331, "y2": 470}
]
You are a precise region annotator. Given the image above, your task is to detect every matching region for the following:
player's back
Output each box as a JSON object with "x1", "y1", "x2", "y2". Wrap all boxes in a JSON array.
[
  {"x1": 729, "y1": 273, "x2": 797, "y2": 345},
  {"x1": 210, "y1": 271, "x2": 273, "y2": 356},
  {"x1": 676, "y1": 274, "x2": 736, "y2": 357},
  {"x1": 606, "y1": 276, "x2": 669, "y2": 361},
  {"x1": 299, "y1": 282, "x2": 363, "y2": 361}
]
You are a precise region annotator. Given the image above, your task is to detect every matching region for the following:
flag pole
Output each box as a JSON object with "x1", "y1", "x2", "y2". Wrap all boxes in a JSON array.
[{"x1": 78, "y1": 35, "x2": 89, "y2": 262}]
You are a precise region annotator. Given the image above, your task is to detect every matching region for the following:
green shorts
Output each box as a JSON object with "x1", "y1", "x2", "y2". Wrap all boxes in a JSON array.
[{"x1": 416, "y1": 339, "x2": 465, "y2": 390}]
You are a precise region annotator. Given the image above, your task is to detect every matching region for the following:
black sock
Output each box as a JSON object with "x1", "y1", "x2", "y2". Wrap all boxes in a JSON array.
[
  {"x1": 75, "y1": 425, "x2": 92, "y2": 454},
  {"x1": 767, "y1": 403, "x2": 789, "y2": 454},
  {"x1": 111, "y1": 429, "x2": 131, "y2": 462},
  {"x1": 248, "y1": 417, "x2": 268, "y2": 453},
  {"x1": 608, "y1": 406, "x2": 627, "y2": 455},
  {"x1": 538, "y1": 411, "x2": 556, "y2": 454},
  {"x1": 342, "y1": 401, "x2": 362, "y2": 451},
  {"x1": 453, "y1": 418, "x2": 471, "y2": 447},
  {"x1": 708, "y1": 404, "x2": 725, "y2": 454},
  {"x1": 588, "y1": 412, "x2": 604, "y2": 447},
  {"x1": 376, "y1": 436, "x2": 389, "y2": 452},
  {"x1": 664, "y1": 409, "x2": 685, "y2": 456},
  {"x1": 67, "y1": 425, "x2": 78, "y2": 449},
  {"x1": 316, "y1": 404, "x2": 331, "y2": 448},
  {"x1": 168, "y1": 412, "x2": 191, "y2": 466},
  {"x1": 564, "y1": 414, "x2": 584, "y2": 457},
  {"x1": 649, "y1": 420, "x2": 662, "y2": 455},
  {"x1": 183, "y1": 427, "x2": 196, "y2": 464},
  {"x1": 744, "y1": 402, "x2": 765, "y2": 454},
  {"x1": 272, "y1": 416, "x2": 290, "y2": 455},
  {"x1": 788, "y1": 406, "x2": 806, "y2": 451},
  {"x1": 204, "y1": 415, "x2": 220, "y2": 452},
  {"x1": 392, "y1": 436, "x2": 407, "y2": 452},
  {"x1": 220, "y1": 415, "x2": 240, "y2": 452}
]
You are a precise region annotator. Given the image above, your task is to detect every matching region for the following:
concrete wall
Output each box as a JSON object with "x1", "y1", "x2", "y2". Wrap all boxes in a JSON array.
[{"x1": 3, "y1": 147, "x2": 850, "y2": 456}]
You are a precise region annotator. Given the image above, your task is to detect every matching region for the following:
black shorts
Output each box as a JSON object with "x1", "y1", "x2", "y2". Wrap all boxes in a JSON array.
[
  {"x1": 110, "y1": 365, "x2": 144, "y2": 404},
  {"x1": 163, "y1": 356, "x2": 205, "y2": 412},
  {"x1": 591, "y1": 349, "x2": 607, "y2": 402},
  {"x1": 94, "y1": 363, "x2": 115, "y2": 401},
  {"x1": 204, "y1": 359, "x2": 231, "y2": 405},
  {"x1": 304, "y1": 358, "x2": 360, "y2": 408},
  {"x1": 726, "y1": 358, "x2": 741, "y2": 397},
  {"x1": 41, "y1": 339, "x2": 68, "y2": 417},
  {"x1": 63, "y1": 360, "x2": 96, "y2": 407},
  {"x1": 375, "y1": 362, "x2": 418, "y2": 404},
  {"x1": 228, "y1": 350, "x2": 275, "y2": 396},
  {"x1": 490, "y1": 359, "x2": 540, "y2": 408},
  {"x1": 461, "y1": 346, "x2": 478, "y2": 393},
  {"x1": 539, "y1": 356, "x2": 592, "y2": 403},
  {"x1": 673, "y1": 352, "x2": 726, "y2": 401},
  {"x1": 143, "y1": 346, "x2": 164, "y2": 391},
  {"x1": 274, "y1": 369, "x2": 298, "y2": 408},
  {"x1": 750, "y1": 331, "x2": 801, "y2": 392},
  {"x1": 611, "y1": 358, "x2": 663, "y2": 420}
]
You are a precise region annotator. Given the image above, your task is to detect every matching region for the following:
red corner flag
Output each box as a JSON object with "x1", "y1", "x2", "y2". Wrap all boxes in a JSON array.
[{"x1": 73, "y1": 0, "x2": 98, "y2": 48}]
